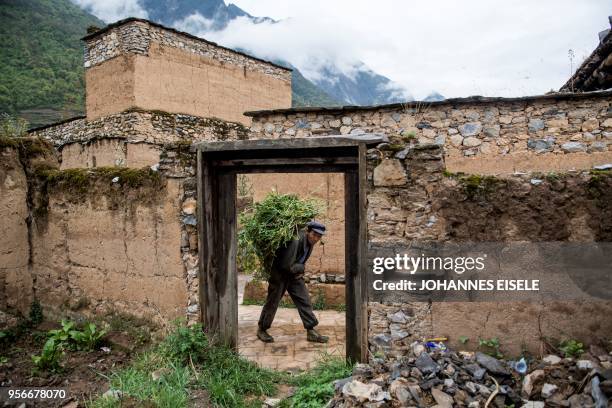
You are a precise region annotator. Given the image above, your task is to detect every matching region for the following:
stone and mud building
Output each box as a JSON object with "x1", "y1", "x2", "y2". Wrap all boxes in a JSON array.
[{"x1": 1, "y1": 17, "x2": 611, "y2": 358}]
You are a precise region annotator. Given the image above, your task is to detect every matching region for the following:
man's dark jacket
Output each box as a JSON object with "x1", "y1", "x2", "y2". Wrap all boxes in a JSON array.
[{"x1": 270, "y1": 229, "x2": 312, "y2": 278}]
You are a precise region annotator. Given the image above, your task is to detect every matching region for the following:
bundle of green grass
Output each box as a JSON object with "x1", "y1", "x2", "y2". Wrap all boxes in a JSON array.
[{"x1": 238, "y1": 192, "x2": 323, "y2": 280}]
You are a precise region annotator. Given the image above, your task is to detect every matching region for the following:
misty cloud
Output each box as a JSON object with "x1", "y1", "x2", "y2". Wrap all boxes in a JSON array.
[{"x1": 71, "y1": 0, "x2": 148, "y2": 22}]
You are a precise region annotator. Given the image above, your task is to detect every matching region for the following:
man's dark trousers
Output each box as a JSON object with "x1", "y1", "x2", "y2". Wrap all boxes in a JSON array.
[
  {"x1": 258, "y1": 270, "x2": 318, "y2": 330},
  {"x1": 258, "y1": 230, "x2": 319, "y2": 331}
]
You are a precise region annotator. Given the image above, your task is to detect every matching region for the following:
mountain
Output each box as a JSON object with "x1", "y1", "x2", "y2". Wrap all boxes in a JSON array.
[
  {"x1": 424, "y1": 92, "x2": 445, "y2": 102},
  {"x1": 141, "y1": 0, "x2": 274, "y2": 30},
  {"x1": 312, "y1": 62, "x2": 411, "y2": 106},
  {"x1": 0, "y1": 0, "x2": 103, "y2": 127}
]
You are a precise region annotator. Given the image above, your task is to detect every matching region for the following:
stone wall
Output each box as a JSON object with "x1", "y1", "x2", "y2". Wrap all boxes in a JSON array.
[
  {"x1": 83, "y1": 19, "x2": 292, "y2": 124},
  {"x1": 247, "y1": 92, "x2": 612, "y2": 357},
  {"x1": 31, "y1": 110, "x2": 249, "y2": 170},
  {"x1": 248, "y1": 92, "x2": 612, "y2": 175}
]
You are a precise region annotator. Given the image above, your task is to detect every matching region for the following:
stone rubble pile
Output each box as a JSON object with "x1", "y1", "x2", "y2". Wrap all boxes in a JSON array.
[{"x1": 328, "y1": 344, "x2": 612, "y2": 407}]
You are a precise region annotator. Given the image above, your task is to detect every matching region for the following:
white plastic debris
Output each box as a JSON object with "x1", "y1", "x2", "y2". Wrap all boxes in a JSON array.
[
  {"x1": 111, "y1": 177, "x2": 119, "y2": 183},
  {"x1": 593, "y1": 163, "x2": 612, "y2": 170},
  {"x1": 150, "y1": 163, "x2": 160, "y2": 171}
]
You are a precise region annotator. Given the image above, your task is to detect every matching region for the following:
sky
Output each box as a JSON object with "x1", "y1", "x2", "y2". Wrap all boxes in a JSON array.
[{"x1": 73, "y1": 0, "x2": 611, "y2": 99}]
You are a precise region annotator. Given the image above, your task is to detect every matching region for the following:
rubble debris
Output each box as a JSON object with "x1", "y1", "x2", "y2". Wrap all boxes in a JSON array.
[{"x1": 327, "y1": 344, "x2": 611, "y2": 407}]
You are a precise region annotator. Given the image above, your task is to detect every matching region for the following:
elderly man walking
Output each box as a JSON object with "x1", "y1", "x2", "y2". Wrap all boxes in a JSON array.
[{"x1": 257, "y1": 221, "x2": 329, "y2": 343}]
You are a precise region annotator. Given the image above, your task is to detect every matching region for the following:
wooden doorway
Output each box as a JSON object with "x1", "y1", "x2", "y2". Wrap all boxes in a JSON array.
[{"x1": 194, "y1": 136, "x2": 380, "y2": 363}]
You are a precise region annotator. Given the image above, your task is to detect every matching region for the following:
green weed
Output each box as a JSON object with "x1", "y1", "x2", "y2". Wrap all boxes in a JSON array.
[{"x1": 559, "y1": 339, "x2": 584, "y2": 358}]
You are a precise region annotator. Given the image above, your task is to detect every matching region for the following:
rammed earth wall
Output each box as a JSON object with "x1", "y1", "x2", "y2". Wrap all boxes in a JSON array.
[{"x1": 82, "y1": 19, "x2": 292, "y2": 124}]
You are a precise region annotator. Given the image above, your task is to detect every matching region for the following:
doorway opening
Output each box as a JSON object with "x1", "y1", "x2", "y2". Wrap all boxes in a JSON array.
[{"x1": 195, "y1": 136, "x2": 379, "y2": 366}]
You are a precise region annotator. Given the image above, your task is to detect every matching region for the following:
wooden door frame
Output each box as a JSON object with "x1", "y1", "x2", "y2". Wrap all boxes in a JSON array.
[{"x1": 195, "y1": 136, "x2": 379, "y2": 362}]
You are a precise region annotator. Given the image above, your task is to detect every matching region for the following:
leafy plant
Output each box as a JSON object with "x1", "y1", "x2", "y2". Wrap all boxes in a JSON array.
[
  {"x1": 479, "y1": 337, "x2": 503, "y2": 359},
  {"x1": 238, "y1": 192, "x2": 323, "y2": 279},
  {"x1": 32, "y1": 338, "x2": 64, "y2": 371},
  {"x1": 70, "y1": 322, "x2": 107, "y2": 350},
  {"x1": 47, "y1": 320, "x2": 106, "y2": 351},
  {"x1": 159, "y1": 322, "x2": 209, "y2": 364},
  {"x1": 559, "y1": 339, "x2": 584, "y2": 358},
  {"x1": 48, "y1": 319, "x2": 76, "y2": 344},
  {"x1": 459, "y1": 336, "x2": 469, "y2": 344}
]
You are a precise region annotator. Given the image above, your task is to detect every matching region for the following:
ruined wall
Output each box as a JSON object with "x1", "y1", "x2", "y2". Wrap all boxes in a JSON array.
[
  {"x1": 0, "y1": 136, "x2": 202, "y2": 325},
  {"x1": 248, "y1": 92, "x2": 612, "y2": 357},
  {"x1": 0, "y1": 147, "x2": 33, "y2": 315},
  {"x1": 83, "y1": 19, "x2": 292, "y2": 124},
  {"x1": 31, "y1": 110, "x2": 249, "y2": 170}
]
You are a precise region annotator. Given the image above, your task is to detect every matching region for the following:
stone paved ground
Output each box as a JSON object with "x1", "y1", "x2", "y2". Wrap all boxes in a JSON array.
[{"x1": 238, "y1": 305, "x2": 346, "y2": 372}]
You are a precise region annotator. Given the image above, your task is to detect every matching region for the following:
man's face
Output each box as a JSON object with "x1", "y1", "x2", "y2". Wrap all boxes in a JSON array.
[{"x1": 307, "y1": 230, "x2": 322, "y2": 245}]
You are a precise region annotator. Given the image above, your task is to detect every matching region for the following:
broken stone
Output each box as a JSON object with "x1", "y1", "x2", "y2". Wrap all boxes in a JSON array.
[
  {"x1": 464, "y1": 363, "x2": 486, "y2": 380},
  {"x1": 431, "y1": 389, "x2": 453, "y2": 408},
  {"x1": 522, "y1": 402, "x2": 545, "y2": 408},
  {"x1": 387, "y1": 310, "x2": 409, "y2": 324},
  {"x1": 415, "y1": 352, "x2": 440, "y2": 374},
  {"x1": 459, "y1": 122, "x2": 482, "y2": 136},
  {"x1": 561, "y1": 141, "x2": 586, "y2": 153},
  {"x1": 541, "y1": 383, "x2": 558, "y2": 398},
  {"x1": 463, "y1": 136, "x2": 482, "y2": 147},
  {"x1": 476, "y1": 352, "x2": 510, "y2": 375},
  {"x1": 522, "y1": 369, "x2": 545, "y2": 398},
  {"x1": 542, "y1": 355, "x2": 562, "y2": 365},
  {"x1": 389, "y1": 378, "x2": 412, "y2": 404},
  {"x1": 528, "y1": 118, "x2": 545, "y2": 132},
  {"x1": 577, "y1": 360, "x2": 594, "y2": 370},
  {"x1": 373, "y1": 159, "x2": 407, "y2": 187}
]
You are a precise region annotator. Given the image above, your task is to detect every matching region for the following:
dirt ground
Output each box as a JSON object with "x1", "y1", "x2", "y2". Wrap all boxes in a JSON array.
[{"x1": 0, "y1": 321, "x2": 146, "y2": 408}]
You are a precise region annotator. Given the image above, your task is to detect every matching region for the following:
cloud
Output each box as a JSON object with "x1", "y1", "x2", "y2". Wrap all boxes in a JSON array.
[
  {"x1": 226, "y1": 0, "x2": 609, "y2": 99},
  {"x1": 72, "y1": 0, "x2": 610, "y2": 99},
  {"x1": 70, "y1": 0, "x2": 148, "y2": 23}
]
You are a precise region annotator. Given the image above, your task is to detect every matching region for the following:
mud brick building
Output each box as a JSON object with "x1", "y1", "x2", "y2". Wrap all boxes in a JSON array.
[{"x1": 1, "y1": 17, "x2": 611, "y2": 360}]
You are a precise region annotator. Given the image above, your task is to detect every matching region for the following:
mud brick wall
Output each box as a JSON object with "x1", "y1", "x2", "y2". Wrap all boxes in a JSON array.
[
  {"x1": 0, "y1": 147, "x2": 33, "y2": 316},
  {"x1": 248, "y1": 92, "x2": 612, "y2": 357},
  {"x1": 83, "y1": 19, "x2": 292, "y2": 124},
  {"x1": 0, "y1": 139, "x2": 203, "y2": 326}
]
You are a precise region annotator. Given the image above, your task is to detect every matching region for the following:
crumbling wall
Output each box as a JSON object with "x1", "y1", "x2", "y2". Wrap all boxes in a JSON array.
[
  {"x1": 249, "y1": 92, "x2": 612, "y2": 357},
  {"x1": 0, "y1": 137, "x2": 201, "y2": 326},
  {"x1": 0, "y1": 147, "x2": 33, "y2": 315}
]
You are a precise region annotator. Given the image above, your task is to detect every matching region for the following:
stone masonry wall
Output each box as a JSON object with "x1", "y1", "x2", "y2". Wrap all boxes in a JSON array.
[
  {"x1": 31, "y1": 110, "x2": 249, "y2": 170},
  {"x1": 249, "y1": 92, "x2": 612, "y2": 174},
  {"x1": 247, "y1": 92, "x2": 612, "y2": 357},
  {"x1": 83, "y1": 19, "x2": 292, "y2": 123}
]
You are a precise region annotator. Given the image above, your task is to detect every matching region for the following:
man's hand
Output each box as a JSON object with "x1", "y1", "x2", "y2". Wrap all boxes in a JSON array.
[{"x1": 290, "y1": 263, "x2": 305, "y2": 275}]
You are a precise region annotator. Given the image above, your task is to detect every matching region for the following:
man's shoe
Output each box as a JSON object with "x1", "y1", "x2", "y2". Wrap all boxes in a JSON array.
[
  {"x1": 257, "y1": 328, "x2": 274, "y2": 343},
  {"x1": 307, "y1": 329, "x2": 329, "y2": 343}
]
